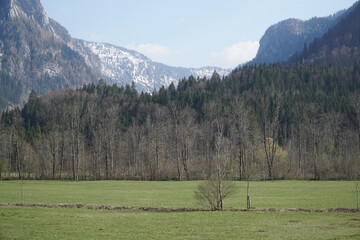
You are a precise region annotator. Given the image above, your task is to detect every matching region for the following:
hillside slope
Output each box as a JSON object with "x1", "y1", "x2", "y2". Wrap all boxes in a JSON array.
[
  {"x1": 248, "y1": 10, "x2": 345, "y2": 65},
  {"x1": 289, "y1": 1, "x2": 360, "y2": 65}
]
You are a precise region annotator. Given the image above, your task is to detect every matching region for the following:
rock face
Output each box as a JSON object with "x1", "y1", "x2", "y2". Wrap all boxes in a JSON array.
[
  {"x1": 248, "y1": 11, "x2": 345, "y2": 65},
  {"x1": 0, "y1": 0, "x2": 230, "y2": 108},
  {"x1": 0, "y1": 0, "x2": 100, "y2": 102}
]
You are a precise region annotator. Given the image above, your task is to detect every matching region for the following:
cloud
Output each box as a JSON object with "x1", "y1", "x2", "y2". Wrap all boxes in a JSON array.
[
  {"x1": 125, "y1": 43, "x2": 173, "y2": 60},
  {"x1": 174, "y1": 17, "x2": 187, "y2": 25},
  {"x1": 211, "y1": 42, "x2": 260, "y2": 68},
  {"x1": 168, "y1": 17, "x2": 187, "y2": 25},
  {"x1": 124, "y1": 44, "x2": 192, "y2": 66},
  {"x1": 176, "y1": 18, "x2": 187, "y2": 24},
  {"x1": 81, "y1": 31, "x2": 105, "y2": 42}
]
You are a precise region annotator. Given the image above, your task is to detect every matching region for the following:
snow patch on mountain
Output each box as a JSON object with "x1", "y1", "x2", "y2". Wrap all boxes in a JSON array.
[
  {"x1": 84, "y1": 41, "x2": 231, "y2": 92},
  {"x1": 190, "y1": 67, "x2": 230, "y2": 79}
]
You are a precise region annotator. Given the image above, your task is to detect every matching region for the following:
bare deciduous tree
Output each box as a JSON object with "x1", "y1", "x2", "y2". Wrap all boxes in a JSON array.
[
  {"x1": 350, "y1": 92, "x2": 360, "y2": 177},
  {"x1": 195, "y1": 114, "x2": 236, "y2": 211},
  {"x1": 230, "y1": 97, "x2": 251, "y2": 180},
  {"x1": 306, "y1": 104, "x2": 322, "y2": 180},
  {"x1": 356, "y1": 181, "x2": 360, "y2": 211},
  {"x1": 258, "y1": 90, "x2": 283, "y2": 179},
  {"x1": 194, "y1": 178, "x2": 236, "y2": 210}
]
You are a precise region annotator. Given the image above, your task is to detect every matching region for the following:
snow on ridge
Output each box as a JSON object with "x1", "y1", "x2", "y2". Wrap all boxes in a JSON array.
[
  {"x1": 83, "y1": 41, "x2": 231, "y2": 92},
  {"x1": 190, "y1": 67, "x2": 232, "y2": 79}
]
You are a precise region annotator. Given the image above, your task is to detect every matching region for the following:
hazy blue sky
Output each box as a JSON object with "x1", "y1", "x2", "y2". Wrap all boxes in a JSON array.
[{"x1": 42, "y1": 0, "x2": 358, "y2": 68}]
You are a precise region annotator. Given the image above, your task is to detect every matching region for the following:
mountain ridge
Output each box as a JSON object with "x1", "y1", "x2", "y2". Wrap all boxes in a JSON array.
[
  {"x1": 248, "y1": 9, "x2": 346, "y2": 65},
  {"x1": 289, "y1": 1, "x2": 360, "y2": 65},
  {"x1": 84, "y1": 41, "x2": 230, "y2": 92},
  {"x1": 0, "y1": 0, "x2": 230, "y2": 110}
]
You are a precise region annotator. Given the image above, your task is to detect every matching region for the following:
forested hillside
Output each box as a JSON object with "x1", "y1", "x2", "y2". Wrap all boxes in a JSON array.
[
  {"x1": 248, "y1": 12, "x2": 344, "y2": 65},
  {"x1": 1, "y1": 62, "x2": 360, "y2": 181},
  {"x1": 290, "y1": 1, "x2": 360, "y2": 65}
]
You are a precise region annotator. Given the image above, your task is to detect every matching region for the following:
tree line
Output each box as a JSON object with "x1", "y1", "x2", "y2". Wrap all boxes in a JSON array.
[{"x1": 1, "y1": 62, "x2": 360, "y2": 181}]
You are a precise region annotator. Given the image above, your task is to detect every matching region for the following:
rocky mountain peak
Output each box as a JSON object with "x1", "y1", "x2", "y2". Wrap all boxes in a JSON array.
[
  {"x1": 0, "y1": 0, "x2": 99, "y2": 102},
  {"x1": 1, "y1": 0, "x2": 50, "y2": 27}
]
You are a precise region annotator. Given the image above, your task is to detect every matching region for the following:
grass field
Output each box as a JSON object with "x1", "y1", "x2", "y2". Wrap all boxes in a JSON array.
[
  {"x1": 0, "y1": 180, "x2": 358, "y2": 209},
  {"x1": 0, "y1": 206, "x2": 359, "y2": 240},
  {"x1": 0, "y1": 180, "x2": 359, "y2": 239}
]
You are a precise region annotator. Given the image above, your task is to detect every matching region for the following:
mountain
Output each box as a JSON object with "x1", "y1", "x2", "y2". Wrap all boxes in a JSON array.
[
  {"x1": 289, "y1": 1, "x2": 360, "y2": 65},
  {"x1": 0, "y1": 0, "x2": 230, "y2": 110},
  {"x1": 84, "y1": 41, "x2": 230, "y2": 92},
  {"x1": 248, "y1": 10, "x2": 346, "y2": 65},
  {"x1": 0, "y1": 0, "x2": 100, "y2": 103}
]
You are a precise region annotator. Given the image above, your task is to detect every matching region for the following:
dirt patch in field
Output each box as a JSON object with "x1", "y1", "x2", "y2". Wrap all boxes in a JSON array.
[{"x1": 0, "y1": 203, "x2": 358, "y2": 213}]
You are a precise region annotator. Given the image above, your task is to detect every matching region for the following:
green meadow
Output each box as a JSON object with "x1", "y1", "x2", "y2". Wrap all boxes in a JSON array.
[
  {"x1": 0, "y1": 180, "x2": 358, "y2": 209},
  {"x1": 0, "y1": 181, "x2": 359, "y2": 239},
  {"x1": 1, "y1": 207, "x2": 359, "y2": 240}
]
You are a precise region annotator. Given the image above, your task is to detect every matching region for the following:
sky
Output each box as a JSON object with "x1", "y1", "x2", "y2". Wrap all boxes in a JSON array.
[{"x1": 41, "y1": 0, "x2": 358, "y2": 69}]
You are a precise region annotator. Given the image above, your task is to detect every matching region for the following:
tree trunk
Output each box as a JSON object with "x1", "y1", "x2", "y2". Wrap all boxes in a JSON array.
[
  {"x1": 50, "y1": 134, "x2": 57, "y2": 180},
  {"x1": 58, "y1": 133, "x2": 65, "y2": 180},
  {"x1": 238, "y1": 147, "x2": 244, "y2": 181},
  {"x1": 175, "y1": 126, "x2": 181, "y2": 181},
  {"x1": 246, "y1": 180, "x2": 251, "y2": 209},
  {"x1": 181, "y1": 142, "x2": 190, "y2": 180}
]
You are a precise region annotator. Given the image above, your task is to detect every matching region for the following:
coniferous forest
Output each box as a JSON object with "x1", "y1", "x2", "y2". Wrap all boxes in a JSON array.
[{"x1": 1, "y1": 62, "x2": 360, "y2": 181}]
